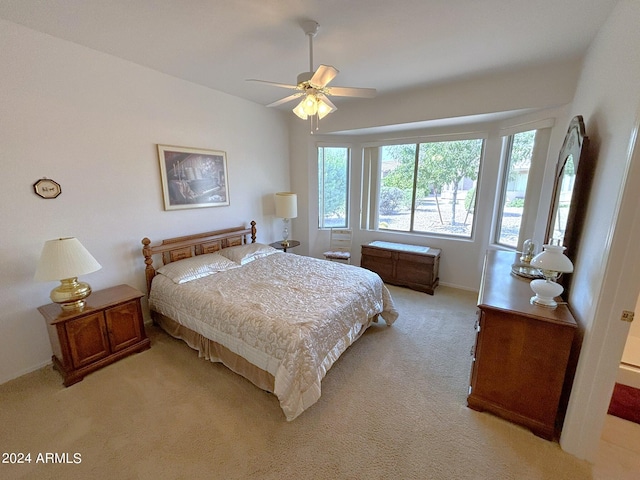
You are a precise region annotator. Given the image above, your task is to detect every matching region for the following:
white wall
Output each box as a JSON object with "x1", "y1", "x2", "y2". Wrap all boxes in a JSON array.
[
  {"x1": 559, "y1": 0, "x2": 640, "y2": 460},
  {"x1": 628, "y1": 294, "x2": 640, "y2": 340},
  {"x1": 0, "y1": 20, "x2": 290, "y2": 384}
]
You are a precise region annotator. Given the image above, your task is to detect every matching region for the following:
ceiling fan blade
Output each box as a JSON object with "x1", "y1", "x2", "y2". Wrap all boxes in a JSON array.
[
  {"x1": 246, "y1": 79, "x2": 298, "y2": 90},
  {"x1": 317, "y1": 93, "x2": 337, "y2": 111},
  {"x1": 325, "y1": 86, "x2": 377, "y2": 98},
  {"x1": 310, "y1": 65, "x2": 339, "y2": 88},
  {"x1": 266, "y1": 92, "x2": 304, "y2": 108}
]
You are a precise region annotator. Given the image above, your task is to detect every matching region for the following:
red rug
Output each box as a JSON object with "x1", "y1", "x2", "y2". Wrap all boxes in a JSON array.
[{"x1": 608, "y1": 382, "x2": 640, "y2": 424}]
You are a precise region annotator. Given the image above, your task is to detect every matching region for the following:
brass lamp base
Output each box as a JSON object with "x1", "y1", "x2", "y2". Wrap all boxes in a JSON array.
[{"x1": 50, "y1": 277, "x2": 92, "y2": 311}]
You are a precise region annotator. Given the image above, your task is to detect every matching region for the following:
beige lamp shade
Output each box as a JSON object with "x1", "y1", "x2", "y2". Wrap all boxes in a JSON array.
[
  {"x1": 35, "y1": 237, "x2": 102, "y2": 281},
  {"x1": 35, "y1": 237, "x2": 102, "y2": 311},
  {"x1": 275, "y1": 192, "x2": 298, "y2": 219}
]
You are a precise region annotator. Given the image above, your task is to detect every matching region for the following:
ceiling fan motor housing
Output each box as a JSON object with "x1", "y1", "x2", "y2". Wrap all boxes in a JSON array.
[
  {"x1": 301, "y1": 20, "x2": 319, "y2": 37},
  {"x1": 297, "y1": 71, "x2": 314, "y2": 87}
]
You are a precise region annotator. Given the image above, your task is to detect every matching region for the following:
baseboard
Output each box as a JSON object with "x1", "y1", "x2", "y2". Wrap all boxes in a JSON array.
[
  {"x1": 437, "y1": 281, "x2": 478, "y2": 293},
  {"x1": 617, "y1": 363, "x2": 640, "y2": 389},
  {"x1": 0, "y1": 359, "x2": 53, "y2": 386}
]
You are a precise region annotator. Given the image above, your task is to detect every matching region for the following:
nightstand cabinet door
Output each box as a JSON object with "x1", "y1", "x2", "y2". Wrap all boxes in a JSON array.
[
  {"x1": 65, "y1": 312, "x2": 110, "y2": 368},
  {"x1": 105, "y1": 300, "x2": 143, "y2": 352}
]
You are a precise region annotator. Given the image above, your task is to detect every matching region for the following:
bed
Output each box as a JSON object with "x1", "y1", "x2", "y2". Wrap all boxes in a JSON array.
[{"x1": 141, "y1": 221, "x2": 398, "y2": 420}]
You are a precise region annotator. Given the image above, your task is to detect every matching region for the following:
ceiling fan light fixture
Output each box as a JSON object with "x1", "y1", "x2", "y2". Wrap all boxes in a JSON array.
[
  {"x1": 302, "y1": 95, "x2": 319, "y2": 115},
  {"x1": 317, "y1": 98, "x2": 335, "y2": 119},
  {"x1": 248, "y1": 20, "x2": 375, "y2": 130},
  {"x1": 293, "y1": 94, "x2": 335, "y2": 121},
  {"x1": 293, "y1": 99, "x2": 308, "y2": 119}
]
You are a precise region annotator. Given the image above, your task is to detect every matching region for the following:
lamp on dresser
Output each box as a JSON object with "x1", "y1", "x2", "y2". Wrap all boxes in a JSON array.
[
  {"x1": 34, "y1": 237, "x2": 102, "y2": 311},
  {"x1": 529, "y1": 244, "x2": 574, "y2": 308},
  {"x1": 274, "y1": 192, "x2": 297, "y2": 247}
]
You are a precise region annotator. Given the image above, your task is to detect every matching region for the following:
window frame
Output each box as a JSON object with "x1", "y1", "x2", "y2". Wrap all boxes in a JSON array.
[
  {"x1": 363, "y1": 133, "x2": 486, "y2": 240},
  {"x1": 492, "y1": 123, "x2": 554, "y2": 250}
]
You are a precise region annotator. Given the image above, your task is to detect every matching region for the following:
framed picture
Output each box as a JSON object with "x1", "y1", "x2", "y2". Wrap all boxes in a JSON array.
[
  {"x1": 33, "y1": 178, "x2": 62, "y2": 199},
  {"x1": 157, "y1": 145, "x2": 230, "y2": 210}
]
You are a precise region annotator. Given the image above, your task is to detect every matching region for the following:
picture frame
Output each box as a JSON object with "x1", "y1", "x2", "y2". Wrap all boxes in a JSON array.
[
  {"x1": 157, "y1": 145, "x2": 229, "y2": 210},
  {"x1": 33, "y1": 178, "x2": 62, "y2": 199}
]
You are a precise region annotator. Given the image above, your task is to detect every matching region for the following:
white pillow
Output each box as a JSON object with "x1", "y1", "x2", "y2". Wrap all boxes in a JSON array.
[
  {"x1": 218, "y1": 243, "x2": 278, "y2": 265},
  {"x1": 157, "y1": 253, "x2": 239, "y2": 284}
]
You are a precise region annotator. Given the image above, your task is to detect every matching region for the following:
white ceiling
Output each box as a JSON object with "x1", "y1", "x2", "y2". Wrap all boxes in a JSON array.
[{"x1": 0, "y1": 0, "x2": 619, "y2": 110}]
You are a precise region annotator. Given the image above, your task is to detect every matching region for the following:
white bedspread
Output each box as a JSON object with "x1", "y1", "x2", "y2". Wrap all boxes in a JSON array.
[{"x1": 149, "y1": 253, "x2": 398, "y2": 420}]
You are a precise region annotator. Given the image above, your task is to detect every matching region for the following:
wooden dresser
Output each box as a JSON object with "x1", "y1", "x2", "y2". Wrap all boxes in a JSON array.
[
  {"x1": 467, "y1": 250, "x2": 577, "y2": 440},
  {"x1": 39, "y1": 284, "x2": 150, "y2": 386},
  {"x1": 360, "y1": 241, "x2": 440, "y2": 294}
]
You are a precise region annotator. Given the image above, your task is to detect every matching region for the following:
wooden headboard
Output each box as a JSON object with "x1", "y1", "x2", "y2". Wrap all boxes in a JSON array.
[{"x1": 141, "y1": 220, "x2": 257, "y2": 294}]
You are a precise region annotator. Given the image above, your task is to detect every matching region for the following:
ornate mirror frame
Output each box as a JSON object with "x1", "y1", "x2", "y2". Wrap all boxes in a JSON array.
[{"x1": 544, "y1": 115, "x2": 594, "y2": 290}]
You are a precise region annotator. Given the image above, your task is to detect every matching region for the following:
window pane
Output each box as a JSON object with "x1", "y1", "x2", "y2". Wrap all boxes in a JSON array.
[
  {"x1": 318, "y1": 147, "x2": 349, "y2": 228},
  {"x1": 496, "y1": 130, "x2": 536, "y2": 247},
  {"x1": 377, "y1": 140, "x2": 482, "y2": 237},
  {"x1": 378, "y1": 144, "x2": 416, "y2": 231},
  {"x1": 415, "y1": 140, "x2": 482, "y2": 237}
]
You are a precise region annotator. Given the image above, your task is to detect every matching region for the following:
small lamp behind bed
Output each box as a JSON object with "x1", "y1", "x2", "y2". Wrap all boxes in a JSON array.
[{"x1": 275, "y1": 192, "x2": 297, "y2": 247}]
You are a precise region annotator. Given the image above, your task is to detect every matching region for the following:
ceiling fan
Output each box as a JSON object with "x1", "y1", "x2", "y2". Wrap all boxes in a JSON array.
[{"x1": 247, "y1": 20, "x2": 376, "y2": 130}]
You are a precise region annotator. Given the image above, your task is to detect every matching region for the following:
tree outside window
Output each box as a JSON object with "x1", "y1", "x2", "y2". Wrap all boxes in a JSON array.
[
  {"x1": 318, "y1": 146, "x2": 349, "y2": 229},
  {"x1": 378, "y1": 139, "x2": 483, "y2": 237}
]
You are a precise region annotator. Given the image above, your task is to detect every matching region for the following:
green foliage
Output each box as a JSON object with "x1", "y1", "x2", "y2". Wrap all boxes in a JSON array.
[
  {"x1": 508, "y1": 198, "x2": 525, "y2": 208},
  {"x1": 381, "y1": 144, "x2": 417, "y2": 191},
  {"x1": 379, "y1": 139, "x2": 482, "y2": 226},
  {"x1": 510, "y1": 130, "x2": 536, "y2": 166},
  {"x1": 380, "y1": 186, "x2": 405, "y2": 214},
  {"x1": 506, "y1": 130, "x2": 536, "y2": 182},
  {"x1": 318, "y1": 147, "x2": 348, "y2": 226},
  {"x1": 418, "y1": 140, "x2": 481, "y2": 190},
  {"x1": 464, "y1": 185, "x2": 476, "y2": 212}
]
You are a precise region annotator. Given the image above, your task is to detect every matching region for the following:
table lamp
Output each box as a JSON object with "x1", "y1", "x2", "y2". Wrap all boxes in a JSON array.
[
  {"x1": 35, "y1": 237, "x2": 102, "y2": 311},
  {"x1": 529, "y1": 244, "x2": 574, "y2": 308},
  {"x1": 274, "y1": 192, "x2": 297, "y2": 247}
]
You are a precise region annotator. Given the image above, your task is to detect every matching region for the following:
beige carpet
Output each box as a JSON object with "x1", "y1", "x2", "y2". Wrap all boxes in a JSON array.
[{"x1": 0, "y1": 285, "x2": 596, "y2": 480}]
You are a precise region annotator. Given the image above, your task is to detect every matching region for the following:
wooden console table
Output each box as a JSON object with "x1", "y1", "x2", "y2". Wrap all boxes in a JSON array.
[
  {"x1": 360, "y1": 241, "x2": 440, "y2": 294},
  {"x1": 467, "y1": 250, "x2": 577, "y2": 440}
]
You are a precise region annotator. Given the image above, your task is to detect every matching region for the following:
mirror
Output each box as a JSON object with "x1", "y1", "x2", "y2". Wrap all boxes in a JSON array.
[
  {"x1": 548, "y1": 154, "x2": 576, "y2": 242},
  {"x1": 545, "y1": 115, "x2": 594, "y2": 290}
]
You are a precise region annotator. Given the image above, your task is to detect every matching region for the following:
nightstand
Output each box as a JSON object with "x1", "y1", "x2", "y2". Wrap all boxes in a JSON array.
[
  {"x1": 269, "y1": 240, "x2": 300, "y2": 253},
  {"x1": 38, "y1": 284, "x2": 150, "y2": 386}
]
